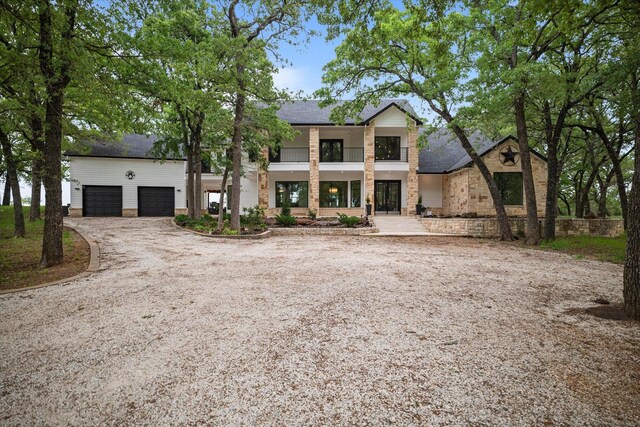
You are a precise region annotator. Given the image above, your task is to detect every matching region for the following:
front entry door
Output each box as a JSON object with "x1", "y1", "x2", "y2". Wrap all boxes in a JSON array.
[{"x1": 374, "y1": 180, "x2": 401, "y2": 214}]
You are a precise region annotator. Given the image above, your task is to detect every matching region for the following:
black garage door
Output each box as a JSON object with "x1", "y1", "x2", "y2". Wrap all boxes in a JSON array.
[
  {"x1": 138, "y1": 186, "x2": 175, "y2": 217},
  {"x1": 83, "y1": 186, "x2": 123, "y2": 217}
]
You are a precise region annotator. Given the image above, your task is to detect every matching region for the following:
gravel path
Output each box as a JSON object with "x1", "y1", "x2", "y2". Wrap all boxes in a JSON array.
[{"x1": 1, "y1": 217, "x2": 638, "y2": 426}]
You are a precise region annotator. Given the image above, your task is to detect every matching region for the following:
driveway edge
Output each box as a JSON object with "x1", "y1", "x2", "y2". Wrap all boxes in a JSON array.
[{"x1": 0, "y1": 224, "x2": 100, "y2": 295}]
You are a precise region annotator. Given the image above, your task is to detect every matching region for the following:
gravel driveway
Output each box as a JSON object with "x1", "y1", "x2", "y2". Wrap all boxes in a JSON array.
[{"x1": 1, "y1": 217, "x2": 638, "y2": 426}]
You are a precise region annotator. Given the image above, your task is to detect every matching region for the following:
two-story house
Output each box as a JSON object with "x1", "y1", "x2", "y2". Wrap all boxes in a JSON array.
[{"x1": 66, "y1": 99, "x2": 546, "y2": 218}]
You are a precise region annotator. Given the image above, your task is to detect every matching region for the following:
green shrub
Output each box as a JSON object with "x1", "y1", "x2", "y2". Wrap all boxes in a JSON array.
[
  {"x1": 222, "y1": 228, "x2": 239, "y2": 235},
  {"x1": 275, "y1": 202, "x2": 296, "y2": 227},
  {"x1": 175, "y1": 214, "x2": 190, "y2": 225},
  {"x1": 337, "y1": 213, "x2": 361, "y2": 228},
  {"x1": 308, "y1": 208, "x2": 317, "y2": 220},
  {"x1": 241, "y1": 205, "x2": 267, "y2": 231},
  {"x1": 193, "y1": 224, "x2": 208, "y2": 233}
]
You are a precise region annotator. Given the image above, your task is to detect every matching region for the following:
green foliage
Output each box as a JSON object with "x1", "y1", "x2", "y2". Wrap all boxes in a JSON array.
[
  {"x1": 337, "y1": 213, "x2": 361, "y2": 228},
  {"x1": 221, "y1": 228, "x2": 239, "y2": 236},
  {"x1": 241, "y1": 205, "x2": 267, "y2": 231},
  {"x1": 275, "y1": 203, "x2": 296, "y2": 227},
  {"x1": 308, "y1": 208, "x2": 317, "y2": 220},
  {"x1": 540, "y1": 235, "x2": 627, "y2": 264},
  {"x1": 174, "y1": 214, "x2": 190, "y2": 225}
]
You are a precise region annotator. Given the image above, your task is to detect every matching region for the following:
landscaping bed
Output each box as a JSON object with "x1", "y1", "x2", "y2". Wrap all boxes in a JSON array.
[
  {"x1": 174, "y1": 206, "x2": 373, "y2": 236},
  {"x1": 0, "y1": 207, "x2": 90, "y2": 291}
]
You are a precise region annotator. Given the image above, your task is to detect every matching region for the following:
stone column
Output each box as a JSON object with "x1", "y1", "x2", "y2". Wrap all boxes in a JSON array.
[
  {"x1": 258, "y1": 147, "x2": 269, "y2": 210},
  {"x1": 407, "y1": 123, "x2": 419, "y2": 215},
  {"x1": 364, "y1": 122, "x2": 375, "y2": 216},
  {"x1": 309, "y1": 127, "x2": 320, "y2": 212}
]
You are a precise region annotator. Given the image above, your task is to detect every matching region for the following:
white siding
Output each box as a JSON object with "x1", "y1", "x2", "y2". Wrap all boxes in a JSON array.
[
  {"x1": 373, "y1": 107, "x2": 415, "y2": 127},
  {"x1": 419, "y1": 174, "x2": 443, "y2": 208},
  {"x1": 69, "y1": 157, "x2": 187, "y2": 210},
  {"x1": 239, "y1": 174, "x2": 258, "y2": 211}
]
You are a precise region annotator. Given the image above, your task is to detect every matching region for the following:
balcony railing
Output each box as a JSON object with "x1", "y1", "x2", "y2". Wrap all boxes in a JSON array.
[
  {"x1": 321, "y1": 147, "x2": 364, "y2": 162},
  {"x1": 269, "y1": 148, "x2": 309, "y2": 163},
  {"x1": 375, "y1": 147, "x2": 408, "y2": 162}
]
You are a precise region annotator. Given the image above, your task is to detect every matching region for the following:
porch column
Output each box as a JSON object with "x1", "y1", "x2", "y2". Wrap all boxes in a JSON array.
[
  {"x1": 309, "y1": 127, "x2": 320, "y2": 213},
  {"x1": 407, "y1": 122, "x2": 419, "y2": 215},
  {"x1": 364, "y1": 122, "x2": 375, "y2": 216},
  {"x1": 258, "y1": 147, "x2": 269, "y2": 210}
]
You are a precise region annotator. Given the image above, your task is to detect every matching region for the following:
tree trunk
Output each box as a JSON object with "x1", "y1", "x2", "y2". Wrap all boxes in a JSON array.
[
  {"x1": 0, "y1": 128, "x2": 26, "y2": 238},
  {"x1": 216, "y1": 165, "x2": 229, "y2": 232},
  {"x1": 2, "y1": 172, "x2": 11, "y2": 205},
  {"x1": 592, "y1": 124, "x2": 629, "y2": 228},
  {"x1": 29, "y1": 156, "x2": 44, "y2": 221},
  {"x1": 450, "y1": 124, "x2": 514, "y2": 240},
  {"x1": 424, "y1": 98, "x2": 514, "y2": 240},
  {"x1": 623, "y1": 73, "x2": 640, "y2": 319},
  {"x1": 38, "y1": 0, "x2": 75, "y2": 267},
  {"x1": 186, "y1": 147, "x2": 195, "y2": 218},
  {"x1": 230, "y1": 85, "x2": 245, "y2": 231},
  {"x1": 514, "y1": 90, "x2": 540, "y2": 244},
  {"x1": 192, "y1": 114, "x2": 203, "y2": 220},
  {"x1": 597, "y1": 168, "x2": 614, "y2": 218}
]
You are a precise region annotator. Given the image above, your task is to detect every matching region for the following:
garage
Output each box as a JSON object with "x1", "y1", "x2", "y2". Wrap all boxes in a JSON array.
[
  {"x1": 82, "y1": 186, "x2": 123, "y2": 217},
  {"x1": 138, "y1": 186, "x2": 175, "y2": 217}
]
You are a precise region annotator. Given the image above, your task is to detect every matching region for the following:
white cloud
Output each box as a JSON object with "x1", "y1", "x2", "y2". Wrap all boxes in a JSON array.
[{"x1": 272, "y1": 67, "x2": 318, "y2": 96}]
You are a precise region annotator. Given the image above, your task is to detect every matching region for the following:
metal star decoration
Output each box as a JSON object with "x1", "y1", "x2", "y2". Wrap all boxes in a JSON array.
[{"x1": 500, "y1": 146, "x2": 519, "y2": 165}]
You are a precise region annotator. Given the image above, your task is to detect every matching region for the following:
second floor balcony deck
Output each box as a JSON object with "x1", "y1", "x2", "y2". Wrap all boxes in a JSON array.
[{"x1": 267, "y1": 146, "x2": 408, "y2": 163}]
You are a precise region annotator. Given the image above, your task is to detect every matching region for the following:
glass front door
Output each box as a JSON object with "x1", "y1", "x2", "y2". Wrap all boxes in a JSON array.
[{"x1": 374, "y1": 180, "x2": 401, "y2": 213}]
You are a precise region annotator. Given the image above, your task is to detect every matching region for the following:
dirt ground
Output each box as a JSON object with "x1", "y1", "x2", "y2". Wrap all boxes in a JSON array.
[{"x1": 0, "y1": 217, "x2": 638, "y2": 426}]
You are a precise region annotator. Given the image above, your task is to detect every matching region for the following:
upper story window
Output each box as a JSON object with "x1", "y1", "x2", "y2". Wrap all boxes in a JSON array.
[
  {"x1": 494, "y1": 172, "x2": 523, "y2": 205},
  {"x1": 375, "y1": 136, "x2": 401, "y2": 161},
  {"x1": 320, "y1": 139, "x2": 343, "y2": 162}
]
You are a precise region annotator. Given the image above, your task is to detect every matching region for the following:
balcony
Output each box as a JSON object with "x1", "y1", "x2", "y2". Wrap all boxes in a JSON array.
[
  {"x1": 269, "y1": 148, "x2": 309, "y2": 163},
  {"x1": 375, "y1": 147, "x2": 408, "y2": 162},
  {"x1": 320, "y1": 147, "x2": 364, "y2": 163}
]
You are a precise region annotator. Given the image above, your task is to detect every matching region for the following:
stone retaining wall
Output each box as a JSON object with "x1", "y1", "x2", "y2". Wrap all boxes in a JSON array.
[
  {"x1": 420, "y1": 217, "x2": 624, "y2": 238},
  {"x1": 270, "y1": 227, "x2": 378, "y2": 236}
]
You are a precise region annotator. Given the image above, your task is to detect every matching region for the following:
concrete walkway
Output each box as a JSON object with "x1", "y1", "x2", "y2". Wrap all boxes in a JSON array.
[{"x1": 371, "y1": 215, "x2": 438, "y2": 236}]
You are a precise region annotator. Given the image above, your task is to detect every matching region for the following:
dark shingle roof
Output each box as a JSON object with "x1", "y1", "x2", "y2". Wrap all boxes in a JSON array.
[
  {"x1": 418, "y1": 129, "x2": 505, "y2": 173},
  {"x1": 276, "y1": 99, "x2": 422, "y2": 125},
  {"x1": 65, "y1": 134, "x2": 185, "y2": 160}
]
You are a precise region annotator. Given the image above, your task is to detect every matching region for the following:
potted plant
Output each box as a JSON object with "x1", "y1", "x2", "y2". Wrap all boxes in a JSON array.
[
  {"x1": 365, "y1": 194, "x2": 372, "y2": 216},
  {"x1": 415, "y1": 195, "x2": 423, "y2": 216}
]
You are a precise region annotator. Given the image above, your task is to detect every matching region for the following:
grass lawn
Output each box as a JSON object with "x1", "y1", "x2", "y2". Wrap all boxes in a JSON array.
[
  {"x1": 540, "y1": 234, "x2": 627, "y2": 264},
  {"x1": 0, "y1": 206, "x2": 90, "y2": 291}
]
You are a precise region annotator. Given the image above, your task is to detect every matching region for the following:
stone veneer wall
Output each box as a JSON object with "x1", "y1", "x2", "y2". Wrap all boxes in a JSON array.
[
  {"x1": 364, "y1": 124, "x2": 375, "y2": 215},
  {"x1": 440, "y1": 141, "x2": 547, "y2": 217},
  {"x1": 309, "y1": 127, "x2": 320, "y2": 213},
  {"x1": 407, "y1": 124, "x2": 419, "y2": 215},
  {"x1": 420, "y1": 218, "x2": 624, "y2": 238},
  {"x1": 441, "y1": 170, "x2": 469, "y2": 215},
  {"x1": 258, "y1": 147, "x2": 269, "y2": 209}
]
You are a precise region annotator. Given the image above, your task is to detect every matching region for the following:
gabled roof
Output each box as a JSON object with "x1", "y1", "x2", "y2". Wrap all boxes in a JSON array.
[
  {"x1": 418, "y1": 129, "x2": 499, "y2": 173},
  {"x1": 276, "y1": 99, "x2": 422, "y2": 126},
  {"x1": 418, "y1": 130, "x2": 546, "y2": 174},
  {"x1": 65, "y1": 134, "x2": 186, "y2": 160}
]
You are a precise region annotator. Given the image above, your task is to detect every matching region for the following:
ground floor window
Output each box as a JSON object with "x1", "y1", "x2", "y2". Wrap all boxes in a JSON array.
[
  {"x1": 350, "y1": 180, "x2": 361, "y2": 207},
  {"x1": 276, "y1": 181, "x2": 308, "y2": 207},
  {"x1": 494, "y1": 172, "x2": 523, "y2": 205},
  {"x1": 320, "y1": 181, "x2": 348, "y2": 208}
]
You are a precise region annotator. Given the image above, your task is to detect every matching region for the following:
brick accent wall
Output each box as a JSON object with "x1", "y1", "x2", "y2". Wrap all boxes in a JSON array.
[
  {"x1": 407, "y1": 124, "x2": 419, "y2": 215},
  {"x1": 309, "y1": 127, "x2": 320, "y2": 213},
  {"x1": 364, "y1": 123, "x2": 375, "y2": 215}
]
